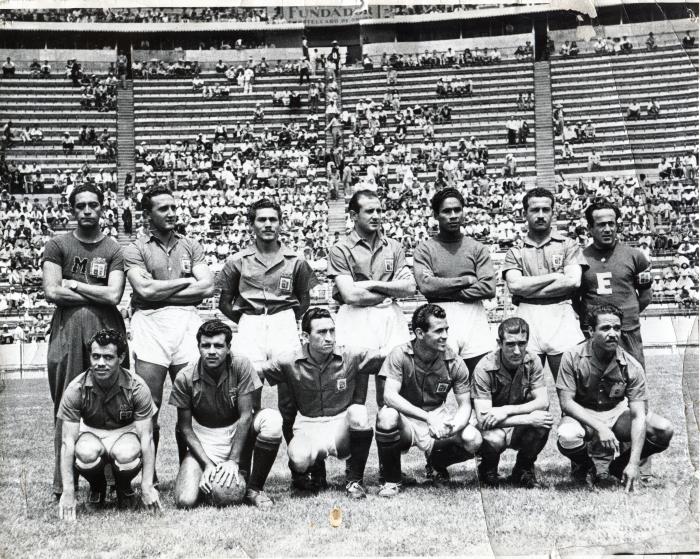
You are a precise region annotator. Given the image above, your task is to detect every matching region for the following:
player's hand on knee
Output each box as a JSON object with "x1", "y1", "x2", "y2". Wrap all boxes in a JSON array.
[
  {"x1": 596, "y1": 426, "x2": 619, "y2": 453},
  {"x1": 214, "y1": 460, "x2": 239, "y2": 488},
  {"x1": 58, "y1": 493, "x2": 77, "y2": 522},
  {"x1": 141, "y1": 486, "x2": 162, "y2": 513},
  {"x1": 622, "y1": 463, "x2": 639, "y2": 492},
  {"x1": 199, "y1": 463, "x2": 217, "y2": 494},
  {"x1": 529, "y1": 410, "x2": 554, "y2": 428},
  {"x1": 481, "y1": 408, "x2": 508, "y2": 430}
]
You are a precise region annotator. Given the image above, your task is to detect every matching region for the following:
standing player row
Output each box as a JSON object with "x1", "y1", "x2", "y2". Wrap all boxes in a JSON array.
[{"x1": 42, "y1": 183, "x2": 655, "y2": 502}]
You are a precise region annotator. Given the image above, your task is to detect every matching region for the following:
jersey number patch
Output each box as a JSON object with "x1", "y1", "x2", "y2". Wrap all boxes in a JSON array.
[{"x1": 596, "y1": 272, "x2": 613, "y2": 295}]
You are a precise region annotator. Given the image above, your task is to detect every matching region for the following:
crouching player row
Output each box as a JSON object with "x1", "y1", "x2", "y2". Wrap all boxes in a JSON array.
[{"x1": 374, "y1": 302, "x2": 673, "y2": 496}]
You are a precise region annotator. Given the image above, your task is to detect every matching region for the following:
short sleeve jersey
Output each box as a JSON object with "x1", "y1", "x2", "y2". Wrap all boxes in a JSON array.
[
  {"x1": 169, "y1": 354, "x2": 261, "y2": 428},
  {"x1": 218, "y1": 245, "x2": 319, "y2": 320},
  {"x1": 123, "y1": 232, "x2": 206, "y2": 310},
  {"x1": 412, "y1": 235, "x2": 496, "y2": 303},
  {"x1": 327, "y1": 231, "x2": 407, "y2": 304},
  {"x1": 580, "y1": 242, "x2": 651, "y2": 330},
  {"x1": 556, "y1": 341, "x2": 647, "y2": 411},
  {"x1": 57, "y1": 367, "x2": 156, "y2": 429},
  {"x1": 262, "y1": 345, "x2": 381, "y2": 417},
  {"x1": 42, "y1": 232, "x2": 124, "y2": 295},
  {"x1": 378, "y1": 342, "x2": 470, "y2": 411},
  {"x1": 502, "y1": 231, "x2": 588, "y2": 305},
  {"x1": 471, "y1": 350, "x2": 545, "y2": 407}
]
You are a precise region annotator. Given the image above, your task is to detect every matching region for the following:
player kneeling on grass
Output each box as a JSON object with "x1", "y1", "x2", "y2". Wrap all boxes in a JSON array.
[
  {"x1": 375, "y1": 304, "x2": 482, "y2": 497},
  {"x1": 169, "y1": 320, "x2": 283, "y2": 509},
  {"x1": 57, "y1": 329, "x2": 160, "y2": 521},
  {"x1": 471, "y1": 317, "x2": 552, "y2": 488},
  {"x1": 556, "y1": 304, "x2": 673, "y2": 490},
  {"x1": 259, "y1": 308, "x2": 385, "y2": 499}
]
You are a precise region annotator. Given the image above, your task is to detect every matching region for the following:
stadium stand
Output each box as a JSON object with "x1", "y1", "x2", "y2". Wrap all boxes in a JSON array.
[{"x1": 0, "y1": 5, "x2": 698, "y2": 361}]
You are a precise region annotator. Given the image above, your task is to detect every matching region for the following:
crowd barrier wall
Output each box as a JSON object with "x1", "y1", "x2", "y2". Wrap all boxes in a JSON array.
[
  {"x1": 2, "y1": 316, "x2": 696, "y2": 374},
  {"x1": 548, "y1": 20, "x2": 698, "y2": 46}
]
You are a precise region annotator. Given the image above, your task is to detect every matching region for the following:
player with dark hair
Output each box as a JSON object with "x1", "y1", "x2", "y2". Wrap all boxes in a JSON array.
[
  {"x1": 258, "y1": 307, "x2": 386, "y2": 499},
  {"x1": 57, "y1": 329, "x2": 159, "y2": 520},
  {"x1": 169, "y1": 320, "x2": 283, "y2": 508},
  {"x1": 556, "y1": 304, "x2": 673, "y2": 489},
  {"x1": 578, "y1": 200, "x2": 652, "y2": 367},
  {"x1": 502, "y1": 187, "x2": 587, "y2": 379},
  {"x1": 218, "y1": 198, "x2": 318, "y2": 488},
  {"x1": 123, "y1": 185, "x2": 215, "y2": 476},
  {"x1": 328, "y1": 189, "x2": 415, "y2": 400},
  {"x1": 374, "y1": 304, "x2": 482, "y2": 497},
  {"x1": 471, "y1": 317, "x2": 552, "y2": 487},
  {"x1": 43, "y1": 183, "x2": 128, "y2": 498},
  {"x1": 413, "y1": 187, "x2": 496, "y2": 373}
]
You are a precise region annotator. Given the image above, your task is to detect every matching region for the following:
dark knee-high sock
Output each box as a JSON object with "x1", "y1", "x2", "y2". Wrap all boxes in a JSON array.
[
  {"x1": 75, "y1": 456, "x2": 107, "y2": 490},
  {"x1": 557, "y1": 441, "x2": 594, "y2": 470},
  {"x1": 248, "y1": 435, "x2": 282, "y2": 492},
  {"x1": 432, "y1": 439, "x2": 471, "y2": 470},
  {"x1": 347, "y1": 428, "x2": 373, "y2": 483},
  {"x1": 113, "y1": 459, "x2": 142, "y2": 493},
  {"x1": 514, "y1": 427, "x2": 550, "y2": 471},
  {"x1": 238, "y1": 429, "x2": 255, "y2": 479},
  {"x1": 375, "y1": 428, "x2": 402, "y2": 484},
  {"x1": 609, "y1": 437, "x2": 670, "y2": 478}
]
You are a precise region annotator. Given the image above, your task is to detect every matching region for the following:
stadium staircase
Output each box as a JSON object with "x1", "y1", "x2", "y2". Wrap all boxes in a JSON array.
[
  {"x1": 326, "y1": 67, "x2": 348, "y2": 237},
  {"x1": 116, "y1": 79, "x2": 135, "y2": 244},
  {"x1": 533, "y1": 61, "x2": 556, "y2": 191}
]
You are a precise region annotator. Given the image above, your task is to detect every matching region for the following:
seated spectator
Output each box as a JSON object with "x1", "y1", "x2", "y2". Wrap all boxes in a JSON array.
[
  {"x1": 29, "y1": 126, "x2": 43, "y2": 143},
  {"x1": 29, "y1": 59, "x2": 41, "y2": 77},
  {"x1": 646, "y1": 32, "x2": 657, "y2": 51},
  {"x1": 560, "y1": 41, "x2": 572, "y2": 56},
  {"x1": 192, "y1": 75, "x2": 204, "y2": 91},
  {"x1": 40, "y1": 60, "x2": 51, "y2": 77},
  {"x1": 131, "y1": 59, "x2": 143, "y2": 77},
  {"x1": 683, "y1": 32, "x2": 695, "y2": 49},
  {"x1": 582, "y1": 119, "x2": 596, "y2": 140},
  {"x1": 569, "y1": 41, "x2": 580, "y2": 56},
  {"x1": 647, "y1": 98, "x2": 661, "y2": 119},
  {"x1": 215, "y1": 59, "x2": 228, "y2": 73},
  {"x1": 562, "y1": 141, "x2": 574, "y2": 159},
  {"x1": 620, "y1": 36, "x2": 633, "y2": 54},
  {"x1": 587, "y1": 149, "x2": 601, "y2": 171},
  {"x1": 362, "y1": 54, "x2": 373, "y2": 70},
  {"x1": 2, "y1": 57, "x2": 15, "y2": 76},
  {"x1": 61, "y1": 131, "x2": 75, "y2": 153},
  {"x1": 626, "y1": 99, "x2": 641, "y2": 120},
  {"x1": 253, "y1": 104, "x2": 265, "y2": 122},
  {"x1": 594, "y1": 38, "x2": 606, "y2": 54}
]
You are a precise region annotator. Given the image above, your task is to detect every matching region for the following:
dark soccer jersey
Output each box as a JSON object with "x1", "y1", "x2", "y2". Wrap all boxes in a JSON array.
[
  {"x1": 42, "y1": 232, "x2": 124, "y2": 287},
  {"x1": 580, "y1": 242, "x2": 651, "y2": 331}
]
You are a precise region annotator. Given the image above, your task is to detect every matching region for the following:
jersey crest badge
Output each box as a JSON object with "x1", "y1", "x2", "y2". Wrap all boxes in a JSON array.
[
  {"x1": 89, "y1": 257, "x2": 108, "y2": 279},
  {"x1": 551, "y1": 254, "x2": 563, "y2": 269},
  {"x1": 119, "y1": 406, "x2": 133, "y2": 421},
  {"x1": 71, "y1": 256, "x2": 88, "y2": 275},
  {"x1": 384, "y1": 258, "x2": 394, "y2": 273},
  {"x1": 279, "y1": 273, "x2": 293, "y2": 293},
  {"x1": 336, "y1": 378, "x2": 347, "y2": 391},
  {"x1": 181, "y1": 258, "x2": 192, "y2": 274},
  {"x1": 436, "y1": 382, "x2": 449, "y2": 394}
]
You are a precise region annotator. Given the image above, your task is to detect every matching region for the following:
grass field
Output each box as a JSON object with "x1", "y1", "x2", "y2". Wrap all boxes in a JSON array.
[{"x1": 0, "y1": 349, "x2": 698, "y2": 558}]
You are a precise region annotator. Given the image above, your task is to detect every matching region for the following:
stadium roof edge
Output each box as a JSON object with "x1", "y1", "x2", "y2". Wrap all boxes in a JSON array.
[{"x1": 0, "y1": 20, "x2": 305, "y2": 32}]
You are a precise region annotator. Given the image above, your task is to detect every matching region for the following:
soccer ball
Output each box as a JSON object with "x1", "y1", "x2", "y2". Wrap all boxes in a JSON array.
[{"x1": 210, "y1": 478, "x2": 247, "y2": 507}]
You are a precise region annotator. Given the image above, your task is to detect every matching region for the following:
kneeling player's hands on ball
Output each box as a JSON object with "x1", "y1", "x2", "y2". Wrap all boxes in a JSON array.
[
  {"x1": 199, "y1": 463, "x2": 218, "y2": 494},
  {"x1": 214, "y1": 460, "x2": 240, "y2": 488},
  {"x1": 528, "y1": 410, "x2": 554, "y2": 429},
  {"x1": 58, "y1": 493, "x2": 77, "y2": 522},
  {"x1": 480, "y1": 408, "x2": 508, "y2": 430},
  {"x1": 141, "y1": 485, "x2": 162, "y2": 513},
  {"x1": 596, "y1": 426, "x2": 620, "y2": 453},
  {"x1": 622, "y1": 463, "x2": 639, "y2": 492}
]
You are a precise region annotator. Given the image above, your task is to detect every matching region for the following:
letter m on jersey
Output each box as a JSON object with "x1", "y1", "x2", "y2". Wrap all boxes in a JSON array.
[
  {"x1": 72, "y1": 257, "x2": 88, "y2": 275},
  {"x1": 596, "y1": 272, "x2": 613, "y2": 295}
]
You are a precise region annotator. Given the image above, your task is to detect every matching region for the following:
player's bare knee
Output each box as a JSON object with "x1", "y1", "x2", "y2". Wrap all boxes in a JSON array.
[
  {"x1": 346, "y1": 404, "x2": 370, "y2": 430},
  {"x1": 461, "y1": 425, "x2": 483, "y2": 453},
  {"x1": 650, "y1": 417, "x2": 674, "y2": 445},
  {"x1": 74, "y1": 433, "x2": 106, "y2": 464},
  {"x1": 175, "y1": 489, "x2": 199, "y2": 509},
  {"x1": 480, "y1": 428, "x2": 506, "y2": 452},
  {"x1": 557, "y1": 421, "x2": 585, "y2": 448},
  {"x1": 375, "y1": 406, "x2": 400, "y2": 431},
  {"x1": 110, "y1": 432, "x2": 141, "y2": 466},
  {"x1": 288, "y1": 438, "x2": 314, "y2": 472},
  {"x1": 254, "y1": 408, "x2": 283, "y2": 440}
]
